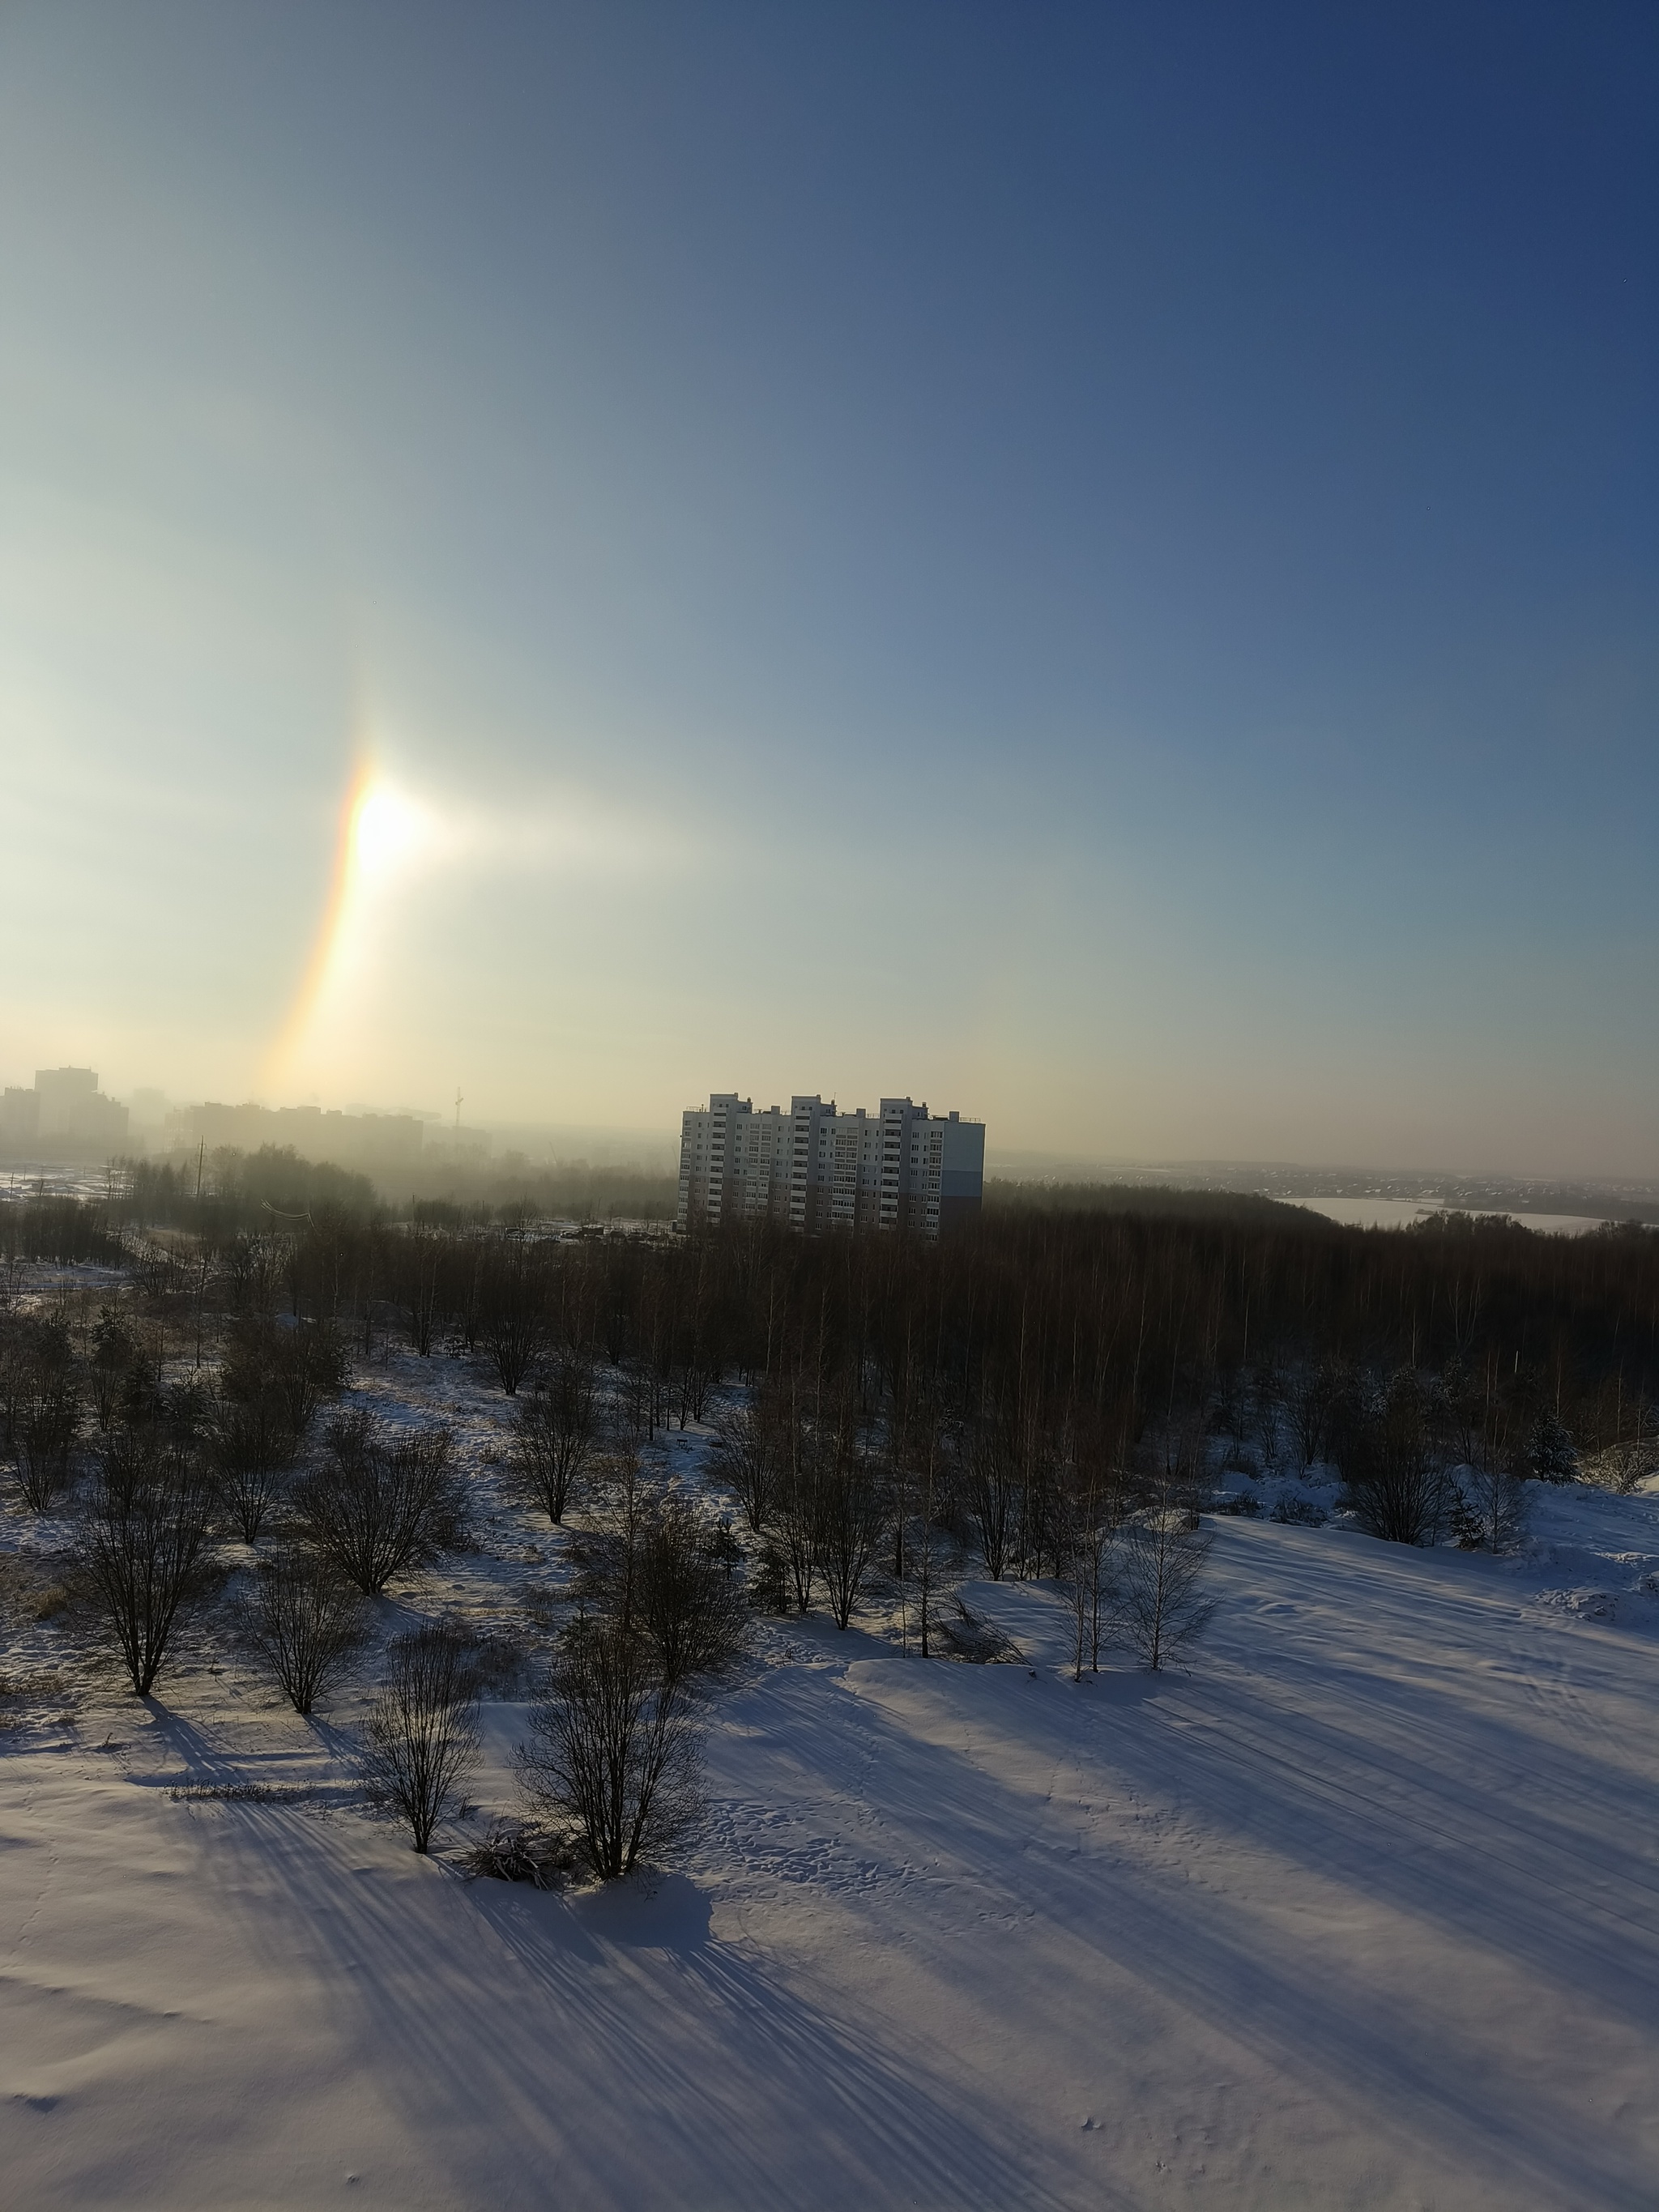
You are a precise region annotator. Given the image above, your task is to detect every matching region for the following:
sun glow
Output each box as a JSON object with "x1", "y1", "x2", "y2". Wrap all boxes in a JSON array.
[
  {"x1": 350, "y1": 779, "x2": 429, "y2": 884},
  {"x1": 259, "y1": 744, "x2": 678, "y2": 1100},
  {"x1": 264, "y1": 763, "x2": 437, "y2": 1090}
]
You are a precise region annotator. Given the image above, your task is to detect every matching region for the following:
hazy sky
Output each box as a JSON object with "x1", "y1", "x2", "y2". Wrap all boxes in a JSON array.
[{"x1": 2, "y1": 2, "x2": 1654, "y2": 1172}]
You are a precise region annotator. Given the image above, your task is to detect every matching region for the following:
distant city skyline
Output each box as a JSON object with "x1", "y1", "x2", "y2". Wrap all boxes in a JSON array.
[
  {"x1": 2, "y1": 4, "x2": 1654, "y2": 1176},
  {"x1": 6, "y1": 1055, "x2": 1659, "y2": 1217}
]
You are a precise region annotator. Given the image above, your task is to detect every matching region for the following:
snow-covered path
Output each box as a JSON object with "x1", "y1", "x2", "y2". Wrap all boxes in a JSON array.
[{"x1": 5, "y1": 1515, "x2": 1659, "y2": 2208}]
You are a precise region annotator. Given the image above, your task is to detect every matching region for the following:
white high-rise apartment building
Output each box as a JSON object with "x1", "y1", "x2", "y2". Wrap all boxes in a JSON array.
[{"x1": 677, "y1": 1093, "x2": 984, "y2": 1238}]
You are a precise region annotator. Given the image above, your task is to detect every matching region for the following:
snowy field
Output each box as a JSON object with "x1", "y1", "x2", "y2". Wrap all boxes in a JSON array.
[
  {"x1": 4, "y1": 1323, "x2": 1659, "y2": 2210},
  {"x1": 1297, "y1": 1196, "x2": 1610, "y2": 1236}
]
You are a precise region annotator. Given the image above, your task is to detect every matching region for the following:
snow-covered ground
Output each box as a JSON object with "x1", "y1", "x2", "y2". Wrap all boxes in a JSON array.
[{"x1": 4, "y1": 1322, "x2": 1659, "y2": 2209}]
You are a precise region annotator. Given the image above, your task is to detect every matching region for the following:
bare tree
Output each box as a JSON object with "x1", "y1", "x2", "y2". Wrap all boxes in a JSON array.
[
  {"x1": 479, "y1": 1242, "x2": 547, "y2": 1396},
  {"x1": 633, "y1": 1497, "x2": 748, "y2": 1687},
  {"x1": 570, "y1": 1475, "x2": 747, "y2": 1687},
  {"x1": 518, "y1": 1619, "x2": 703, "y2": 1881},
  {"x1": 1114, "y1": 1477, "x2": 1215, "y2": 1672},
  {"x1": 401, "y1": 1227, "x2": 442, "y2": 1357},
  {"x1": 1062, "y1": 1455, "x2": 1124, "y2": 1679},
  {"x1": 962, "y1": 1409, "x2": 1019, "y2": 1580},
  {"x1": 710, "y1": 1396, "x2": 781, "y2": 1533},
  {"x1": 89, "y1": 1308, "x2": 139, "y2": 1430},
  {"x1": 293, "y1": 1411, "x2": 467, "y2": 1593},
  {"x1": 1252, "y1": 1366, "x2": 1286, "y2": 1472},
  {"x1": 360, "y1": 1622, "x2": 482, "y2": 1852},
  {"x1": 769, "y1": 1406, "x2": 822, "y2": 1615},
  {"x1": 815, "y1": 1421, "x2": 889, "y2": 1630},
  {"x1": 241, "y1": 1548, "x2": 369, "y2": 1713},
  {"x1": 511, "y1": 1352, "x2": 598, "y2": 1524},
  {"x1": 74, "y1": 1436, "x2": 216, "y2": 1695},
  {"x1": 1289, "y1": 1360, "x2": 1343, "y2": 1471},
  {"x1": 898, "y1": 1408, "x2": 955, "y2": 1658},
  {"x1": 1337, "y1": 1371, "x2": 1452, "y2": 1545},
  {"x1": 1455, "y1": 1451, "x2": 1530, "y2": 1553}
]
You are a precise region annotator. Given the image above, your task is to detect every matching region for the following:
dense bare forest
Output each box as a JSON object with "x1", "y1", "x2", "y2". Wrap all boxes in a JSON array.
[{"x1": 5, "y1": 1166, "x2": 1654, "y2": 1562}]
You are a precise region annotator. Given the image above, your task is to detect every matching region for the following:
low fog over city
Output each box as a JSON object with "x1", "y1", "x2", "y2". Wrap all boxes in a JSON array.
[{"x1": 2, "y1": 7, "x2": 1657, "y2": 2211}]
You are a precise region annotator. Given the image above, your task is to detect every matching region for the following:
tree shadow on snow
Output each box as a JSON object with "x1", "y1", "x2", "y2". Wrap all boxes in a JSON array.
[{"x1": 202, "y1": 1807, "x2": 1090, "y2": 2212}]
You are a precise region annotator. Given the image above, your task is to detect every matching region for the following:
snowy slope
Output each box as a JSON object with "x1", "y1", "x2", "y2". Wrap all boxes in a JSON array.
[{"x1": 4, "y1": 1335, "x2": 1659, "y2": 2209}]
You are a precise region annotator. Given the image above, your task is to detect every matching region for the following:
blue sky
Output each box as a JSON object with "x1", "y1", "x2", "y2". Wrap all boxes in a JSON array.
[{"x1": 1, "y1": 2, "x2": 1654, "y2": 1170}]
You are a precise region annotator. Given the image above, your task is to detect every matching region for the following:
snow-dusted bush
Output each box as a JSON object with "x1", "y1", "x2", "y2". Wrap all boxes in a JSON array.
[
  {"x1": 1581, "y1": 1435, "x2": 1657, "y2": 1496},
  {"x1": 360, "y1": 1622, "x2": 481, "y2": 1853},
  {"x1": 1269, "y1": 1492, "x2": 1325, "y2": 1527}
]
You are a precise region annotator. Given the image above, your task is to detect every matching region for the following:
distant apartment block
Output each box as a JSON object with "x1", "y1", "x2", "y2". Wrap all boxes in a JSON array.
[
  {"x1": 0, "y1": 1068, "x2": 128, "y2": 1158},
  {"x1": 677, "y1": 1093, "x2": 984, "y2": 1237},
  {"x1": 190, "y1": 1102, "x2": 426, "y2": 1171}
]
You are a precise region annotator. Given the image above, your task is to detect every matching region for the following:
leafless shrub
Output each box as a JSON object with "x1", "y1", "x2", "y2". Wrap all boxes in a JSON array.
[
  {"x1": 220, "y1": 1315, "x2": 348, "y2": 1443},
  {"x1": 633, "y1": 1500, "x2": 748, "y2": 1686},
  {"x1": 961, "y1": 1410, "x2": 1020, "y2": 1583},
  {"x1": 571, "y1": 1475, "x2": 748, "y2": 1686},
  {"x1": 360, "y1": 1622, "x2": 482, "y2": 1853},
  {"x1": 209, "y1": 1395, "x2": 299, "y2": 1543},
  {"x1": 13, "y1": 1379, "x2": 81, "y2": 1511},
  {"x1": 1336, "y1": 1371, "x2": 1454, "y2": 1545},
  {"x1": 240, "y1": 1549, "x2": 369, "y2": 1714},
  {"x1": 518, "y1": 1619, "x2": 703, "y2": 1881},
  {"x1": 1290, "y1": 1359, "x2": 1346, "y2": 1470},
  {"x1": 710, "y1": 1396, "x2": 782, "y2": 1533},
  {"x1": 168, "y1": 1780, "x2": 312, "y2": 1803},
  {"x1": 1252, "y1": 1366, "x2": 1286, "y2": 1470},
  {"x1": 458, "y1": 1822, "x2": 576, "y2": 1889},
  {"x1": 0, "y1": 1314, "x2": 71, "y2": 1447},
  {"x1": 934, "y1": 1596, "x2": 1023, "y2": 1664},
  {"x1": 73, "y1": 1437, "x2": 216, "y2": 1695},
  {"x1": 1581, "y1": 1431, "x2": 1658, "y2": 1495},
  {"x1": 1269, "y1": 1490, "x2": 1325, "y2": 1526},
  {"x1": 510, "y1": 1353, "x2": 598, "y2": 1523},
  {"x1": 437, "y1": 1617, "x2": 529, "y2": 1697},
  {"x1": 293, "y1": 1411, "x2": 467, "y2": 1593},
  {"x1": 762, "y1": 1426, "x2": 824, "y2": 1616}
]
